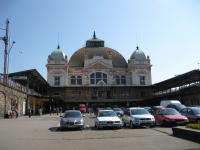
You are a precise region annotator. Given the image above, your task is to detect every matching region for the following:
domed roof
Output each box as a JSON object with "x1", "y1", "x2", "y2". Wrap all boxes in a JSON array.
[
  {"x1": 50, "y1": 45, "x2": 66, "y2": 60},
  {"x1": 130, "y1": 46, "x2": 146, "y2": 60},
  {"x1": 69, "y1": 32, "x2": 127, "y2": 68},
  {"x1": 69, "y1": 47, "x2": 127, "y2": 68}
]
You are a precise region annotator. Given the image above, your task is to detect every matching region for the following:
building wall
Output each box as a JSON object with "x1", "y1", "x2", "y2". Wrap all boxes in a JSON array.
[
  {"x1": 0, "y1": 83, "x2": 27, "y2": 118},
  {"x1": 48, "y1": 86, "x2": 152, "y2": 104}
]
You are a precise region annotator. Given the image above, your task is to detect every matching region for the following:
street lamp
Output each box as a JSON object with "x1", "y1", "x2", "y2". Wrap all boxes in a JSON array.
[
  {"x1": 0, "y1": 19, "x2": 15, "y2": 83},
  {"x1": 7, "y1": 41, "x2": 15, "y2": 75}
]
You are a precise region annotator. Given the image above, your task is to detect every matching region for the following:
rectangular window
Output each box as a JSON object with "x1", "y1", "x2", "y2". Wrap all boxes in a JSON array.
[
  {"x1": 91, "y1": 79, "x2": 95, "y2": 84},
  {"x1": 121, "y1": 78, "x2": 126, "y2": 84},
  {"x1": 71, "y1": 79, "x2": 76, "y2": 85},
  {"x1": 140, "y1": 76, "x2": 145, "y2": 85},
  {"x1": 77, "y1": 79, "x2": 82, "y2": 85},
  {"x1": 96, "y1": 72, "x2": 102, "y2": 78},
  {"x1": 116, "y1": 78, "x2": 120, "y2": 85},
  {"x1": 54, "y1": 76, "x2": 60, "y2": 86}
]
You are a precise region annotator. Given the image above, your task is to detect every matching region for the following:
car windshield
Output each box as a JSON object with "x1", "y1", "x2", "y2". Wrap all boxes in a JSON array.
[
  {"x1": 98, "y1": 111, "x2": 117, "y2": 117},
  {"x1": 80, "y1": 106, "x2": 86, "y2": 108},
  {"x1": 130, "y1": 109, "x2": 149, "y2": 115},
  {"x1": 63, "y1": 111, "x2": 81, "y2": 118},
  {"x1": 175, "y1": 104, "x2": 186, "y2": 110},
  {"x1": 192, "y1": 108, "x2": 200, "y2": 114},
  {"x1": 113, "y1": 108, "x2": 122, "y2": 111},
  {"x1": 163, "y1": 109, "x2": 180, "y2": 115}
]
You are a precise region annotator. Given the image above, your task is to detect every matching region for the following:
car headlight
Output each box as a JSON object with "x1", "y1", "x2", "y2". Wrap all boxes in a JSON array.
[{"x1": 75, "y1": 119, "x2": 83, "y2": 124}]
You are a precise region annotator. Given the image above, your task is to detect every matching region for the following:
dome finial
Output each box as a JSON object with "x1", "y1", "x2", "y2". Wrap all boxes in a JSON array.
[
  {"x1": 136, "y1": 45, "x2": 139, "y2": 50},
  {"x1": 136, "y1": 33, "x2": 139, "y2": 50},
  {"x1": 93, "y1": 31, "x2": 96, "y2": 39},
  {"x1": 57, "y1": 32, "x2": 60, "y2": 49}
]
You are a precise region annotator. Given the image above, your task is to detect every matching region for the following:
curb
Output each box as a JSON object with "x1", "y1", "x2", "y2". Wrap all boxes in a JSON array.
[{"x1": 172, "y1": 126, "x2": 200, "y2": 144}]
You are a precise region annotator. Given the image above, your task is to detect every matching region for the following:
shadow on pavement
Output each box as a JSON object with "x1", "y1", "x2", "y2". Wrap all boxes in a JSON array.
[{"x1": 48, "y1": 127, "x2": 83, "y2": 132}]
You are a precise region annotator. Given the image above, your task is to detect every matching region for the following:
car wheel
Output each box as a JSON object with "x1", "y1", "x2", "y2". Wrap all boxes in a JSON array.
[
  {"x1": 95, "y1": 124, "x2": 99, "y2": 129},
  {"x1": 150, "y1": 124, "x2": 156, "y2": 128},
  {"x1": 162, "y1": 120, "x2": 167, "y2": 126}
]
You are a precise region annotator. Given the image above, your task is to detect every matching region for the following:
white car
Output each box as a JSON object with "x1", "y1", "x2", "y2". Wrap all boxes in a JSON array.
[
  {"x1": 122, "y1": 107, "x2": 155, "y2": 128},
  {"x1": 95, "y1": 110, "x2": 123, "y2": 129}
]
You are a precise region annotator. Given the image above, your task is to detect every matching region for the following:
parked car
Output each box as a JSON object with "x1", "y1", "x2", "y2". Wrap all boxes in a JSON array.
[
  {"x1": 113, "y1": 108, "x2": 124, "y2": 117},
  {"x1": 166, "y1": 103, "x2": 186, "y2": 112},
  {"x1": 122, "y1": 107, "x2": 155, "y2": 128},
  {"x1": 94, "y1": 108, "x2": 104, "y2": 116},
  {"x1": 152, "y1": 106, "x2": 165, "y2": 114},
  {"x1": 154, "y1": 108, "x2": 188, "y2": 126},
  {"x1": 60, "y1": 110, "x2": 84, "y2": 130},
  {"x1": 180, "y1": 107, "x2": 200, "y2": 123},
  {"x1": 95, "y1": 110, "x2": 123, "y2": 129},
  {"x1": 160, "y1": 100, "x2": 181, "y2": 107},
  {"x1": 144, "y1": 107, "x2": 154, "y2": 114}
]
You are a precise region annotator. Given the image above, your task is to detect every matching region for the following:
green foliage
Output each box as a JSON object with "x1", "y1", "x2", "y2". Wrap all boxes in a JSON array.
[{"x1": 186, "y1": 123, "x2": 200, "y2": 130}]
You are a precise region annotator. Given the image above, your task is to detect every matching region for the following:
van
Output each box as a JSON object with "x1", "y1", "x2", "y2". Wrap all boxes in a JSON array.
[{"x1": 160, "y1": 100, "x2": 181, "y2": 107}]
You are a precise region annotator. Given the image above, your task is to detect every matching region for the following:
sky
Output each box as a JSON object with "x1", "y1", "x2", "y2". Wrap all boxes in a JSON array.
[{"x1": 0, "y1": 0, "x2": 200, "y2": 83}]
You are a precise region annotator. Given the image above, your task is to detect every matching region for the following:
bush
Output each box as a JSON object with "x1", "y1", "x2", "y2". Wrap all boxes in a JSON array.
[{"x1": 186, "y1": 123, "x2": 200, "y2": 130}]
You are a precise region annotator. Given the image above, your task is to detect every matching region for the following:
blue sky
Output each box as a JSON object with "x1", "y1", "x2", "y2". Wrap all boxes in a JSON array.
[{"x1": 0, "y1": 0, "x2": 200, "y2": 83}]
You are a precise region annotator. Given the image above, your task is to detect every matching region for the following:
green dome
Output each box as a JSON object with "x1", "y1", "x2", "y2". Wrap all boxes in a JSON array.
[
  {"x1": 130, "y1": 46, "x2": 146, "y2": 60},
  {"x1": 50, "y1": 45, "x2": 66, "y2": 60},
  {"x1": 69, "y1": 47, "x2": 128, "y2": 68}
]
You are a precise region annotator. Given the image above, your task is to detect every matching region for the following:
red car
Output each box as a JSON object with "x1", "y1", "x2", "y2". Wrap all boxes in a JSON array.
[
  {"x1": 79, "y1": 104, "x2": 86, "y2": 113},
  {"x1": 154, "y1": 108, "x2": 188, "y2": 126}
]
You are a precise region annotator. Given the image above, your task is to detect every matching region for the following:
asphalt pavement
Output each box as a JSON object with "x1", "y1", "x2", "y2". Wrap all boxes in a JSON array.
[{"x1": 0, "y1": 114, "x2": 199, "y2": 150}]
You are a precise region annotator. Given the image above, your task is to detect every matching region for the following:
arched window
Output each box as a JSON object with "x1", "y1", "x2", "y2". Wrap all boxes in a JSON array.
[
  {"x1": 114, "y1": 75, "x2": 120, "y2": 85},
  {"x1": 77, "y1": 76, "x2": 82, "y2": 85},
  {"x1": 121, "y1": 76, "x2": 126, "y2": 85},
  {"x1": 139, "y1": 76, "x2": 145, "y2": 85},
  {"x1": 90, "y1": 72, "x2": 107, "y2": 85},
  {"x1": 71, "y1": 76, "x2": 76, "y2": 85},
  {"x1": 54, "y1": 76, "x2": 60, "y2": 86}
]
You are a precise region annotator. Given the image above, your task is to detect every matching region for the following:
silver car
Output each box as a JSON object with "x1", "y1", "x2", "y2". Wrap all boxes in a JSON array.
[
  {"x1": 60, "y1": 110, "x2": 84, "y2": 130},
  {"x1": 122, "y1": 107, "x2": 155, "y2": 128}
]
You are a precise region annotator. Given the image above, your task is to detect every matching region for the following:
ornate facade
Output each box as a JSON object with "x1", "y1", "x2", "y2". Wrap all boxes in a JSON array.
[{"x1": 46, "y1": 32, "x2": 152, "y2": 107}]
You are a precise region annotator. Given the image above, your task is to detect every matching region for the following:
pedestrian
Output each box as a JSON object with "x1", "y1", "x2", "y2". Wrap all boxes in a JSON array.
[
  {"x1": 59, "y1": 107, "x2": 62, "y2": 116},
  {"x1": 8, "y1": 110, "x2": 12, "y2": 119},
  {"x1": 39, "y1": 108, "x2": 42, "y2": 116},
  {"x1": 15, "y1": 110, "x2": 18, "y2": 118},
  {"x1": 28, "y1": 108, "x2": 32, "y2": 118}
]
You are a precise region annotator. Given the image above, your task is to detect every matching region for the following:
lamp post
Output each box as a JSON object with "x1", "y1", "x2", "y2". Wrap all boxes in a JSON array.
[
  {"x1": 0, "y1": 19, "x2": 15, "y2": 83},
  {"x1": 0, "y1": 19, "x2": 15, "y2": 118}
]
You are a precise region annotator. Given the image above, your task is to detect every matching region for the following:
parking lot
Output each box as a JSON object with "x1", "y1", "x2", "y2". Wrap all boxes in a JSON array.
[{"x1": 0, "y1": 114, "x2": 199, "y2": 150}]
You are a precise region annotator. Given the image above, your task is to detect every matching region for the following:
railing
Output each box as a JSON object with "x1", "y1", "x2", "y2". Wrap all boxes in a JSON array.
[{"x1": 0, "y1": 74, "x2": 41, "y2": 96}]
